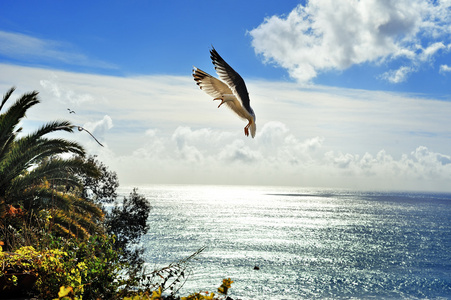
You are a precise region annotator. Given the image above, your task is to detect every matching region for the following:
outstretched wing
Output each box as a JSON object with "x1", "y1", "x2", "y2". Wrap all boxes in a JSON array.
[
  {"x1": 210, "y1": 48, "x2": 252, "y2": 113},
  {"x1": 192, "y1": 67, "x2": 232, "y2": 98},
  {"x1": 193, "y1": 67, "x2": 248, "y2": 120}
]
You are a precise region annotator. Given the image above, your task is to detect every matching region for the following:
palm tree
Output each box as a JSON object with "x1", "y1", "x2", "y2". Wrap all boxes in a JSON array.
[{"x1": 0, "y1": 87, "x2": 104, "y2": 248}]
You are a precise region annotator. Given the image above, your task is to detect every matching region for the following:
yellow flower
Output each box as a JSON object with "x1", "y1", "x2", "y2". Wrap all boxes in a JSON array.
[
  {"x1": 222, "y1": 278, "x2": 234, "y2": 288},
  {"x1": 150, "y1": 287, "x2": 162, "y2": 300},
  {"x1": 218, "y1": 278, "x2": 234, "y2": 295},
  {"x1": 58, "y1": 286, "x2": 73, "y2": 298},
  {"x1": 77, "y1": 262, "x2": 87, "y2": 270}
]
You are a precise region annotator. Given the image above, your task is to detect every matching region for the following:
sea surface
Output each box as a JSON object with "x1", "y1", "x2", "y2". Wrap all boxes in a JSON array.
[{"x1": 117, "y1": 185, "x2": 451, "y2": 299}]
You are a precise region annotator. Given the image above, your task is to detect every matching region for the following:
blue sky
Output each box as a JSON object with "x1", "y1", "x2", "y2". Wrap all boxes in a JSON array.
[
  {"x1": 2, "y1": 0, "x2": 450, "y2": 94},
  {"x1": 1, "y1": 0, "x2": 451, "y2": 191},
  {"x1": 0, "y1": 1, "x2": 297, "y2": 77}
]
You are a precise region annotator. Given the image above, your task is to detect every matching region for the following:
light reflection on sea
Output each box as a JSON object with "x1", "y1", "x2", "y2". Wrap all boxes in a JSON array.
[{"x1": 118, "y1": 185, "x2": 451, "y2": 299}]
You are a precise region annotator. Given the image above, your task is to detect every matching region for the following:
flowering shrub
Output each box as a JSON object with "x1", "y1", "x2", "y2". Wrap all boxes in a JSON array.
[
  {"x1": 0, "y1": 235, "x2": 126, "y2": 299},
  {"x1": 180, "y1": 278, "x2": 234, "y2": 300},
  {"x1": 181, "y1": 291, "x2": 216, "y2": 300},
  {"x1": 1, "y1": 239, "x2": 236, "y2": 300},
  {"x1": 54, "y1": 286, "x2": 78, "y2": 300},
  {"x1": 0, "y1": 246, "x2": 85, "y2": 299},
  {"x1": 119, "y1": 278, "x2": 234, "y2": 300}
]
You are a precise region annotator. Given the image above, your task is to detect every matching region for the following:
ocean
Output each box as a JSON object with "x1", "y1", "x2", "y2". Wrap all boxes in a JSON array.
[{"x1": 118, "y1": 185, "x2": 451, "y2": 299}]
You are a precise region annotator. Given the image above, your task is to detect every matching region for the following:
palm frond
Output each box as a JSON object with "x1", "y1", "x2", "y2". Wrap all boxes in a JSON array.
[
  {"x1": 0, "y1": 137, "x2": 86, "y2": 193},
  {"x1": 0, "y1": 89, "x2": 40, "y2": 145},
  {"x1": 34, "y1": 120, "x2": 75, "y2": 136},
  {"x1": 52, "y1": 210, "x2": 90, "y2": 240},
  {"x1": 72, "y1": 196, "x2": 104, "y2": 219},
  {"x1": 16, "y1": 184, "x2": 72, "y2": 211},
  {"x1": 1, "y1": 87, "x2": 107, "y2": 246},
  {"x1": 0, "y1": 86, "x2": 16, "y2": 112},
  {"x1": 52, "y1": 223, "x2": 77, "y2": 239}
]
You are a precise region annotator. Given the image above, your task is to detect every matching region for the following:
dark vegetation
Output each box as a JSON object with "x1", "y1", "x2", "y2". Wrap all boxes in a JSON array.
[{"x1": 0, "y1": 88, "x2": 234, "y2": 300}]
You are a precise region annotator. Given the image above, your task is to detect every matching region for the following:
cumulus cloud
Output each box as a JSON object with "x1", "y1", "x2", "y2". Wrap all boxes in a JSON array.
[
  {"x1": 3, "y1": 63, "x2": 451, "y2": 191},
  {"x1": 218, "y1": 139, "x2": 261, "y2": 163},
  {"x1": 257, "y1": 121, "x2": 290, "y2": 147},
  {"x1": 322, "y1": 146, "x2": 451, "y2": 186},
  {"x1": 81, "y1": 115, "x2": 113, "y2": 147},
  {"x1": 85, "y1": 115, "x2": 113, "y2": 133},
  {"x1": 171, "y1": 126, "x2": 209, "y2": 163},
  {"x1": 249, "y1": 0, "x2": 451, "y2": 83},
  {"x1": 113, "y1": 123, "x2": 451, "y2": 191}
]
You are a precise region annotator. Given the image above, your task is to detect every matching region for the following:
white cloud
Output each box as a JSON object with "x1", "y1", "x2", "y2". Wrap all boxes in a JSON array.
[
  {"x1": 420, "y1": 42, "x2": 446, "y2": 61},
  {"x1": 64, "y1": 115, "x2": 114, "y2": 148},
  {"x1": 2, "y1": 63, "x2": 451, "y2": 191},
  {"x1": 218, "y1": 139, "x2": 261, "y2": 163},
  {"x1": 110, "y1": 124, "x2": 451, "y2": 191},
  {"x1": 257, "y1": 121, "x2": 289, "y2": 147},
  {"x1": 40, "y1": 74, "x2": 96, "y2": 105},
  {"x1": 0, "y1": 30, "x2": 115, "y2": 69},
  {"x1": 439, "y1": 64, "x2": 451, "y2": 74},
  {"x1": 380, "y1": 66, "x2": 414, "y2": 83},
  {"x1": 249, "y1": 0, "x2": 451, "y2": 83},
  {"x1": 84, "y1": 115, "x2": 113, "y2": 136}
]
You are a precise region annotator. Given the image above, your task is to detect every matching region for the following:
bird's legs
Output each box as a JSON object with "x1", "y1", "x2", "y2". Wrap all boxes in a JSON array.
[
  {"x1": 244, "y1": 121, "x2": 251, "y2": 137},
  {"x1": 214, "y1": 95, "x2": 234, "y2": 108},
  {"x1": 213, "y1": 98, "x2": 226, "y2": 108}
]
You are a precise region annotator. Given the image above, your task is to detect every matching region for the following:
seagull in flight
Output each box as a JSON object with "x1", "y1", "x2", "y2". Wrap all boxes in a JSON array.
[{"x1": 193, "y1": 47, "x2": 256, "y2": 138}]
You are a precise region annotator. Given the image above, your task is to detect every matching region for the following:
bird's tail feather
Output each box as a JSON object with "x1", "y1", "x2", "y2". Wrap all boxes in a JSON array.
[{"x1": 250, "y1": 123, "x2": 256, "y2": 138}]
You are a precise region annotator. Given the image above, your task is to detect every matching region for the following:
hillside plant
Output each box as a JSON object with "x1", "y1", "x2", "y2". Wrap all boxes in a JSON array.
[
  {"x1": 0, "y1": 87, "x2": 102, "y2": 251},
  {"x1": 0, "y1": 87, "x2": 238, "y2": 300}
]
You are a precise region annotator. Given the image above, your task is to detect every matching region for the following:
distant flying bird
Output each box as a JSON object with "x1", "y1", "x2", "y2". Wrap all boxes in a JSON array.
[
  {"x1": 67, "y1": 108, "x2": 76, "y2": 114},
  {"x1": 193, "y1": 47, "x2": 256, "y2": 138}
]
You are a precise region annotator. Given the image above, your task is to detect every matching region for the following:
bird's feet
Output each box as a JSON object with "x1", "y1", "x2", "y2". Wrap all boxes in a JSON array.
[
  {"x1": 213, "y1": 98, "x2": 225, "y2": 108},
  {"x1": 244, "y1": 121, "x2": 252, "y2": 137},
  {"x1": 244, "y1": 127, "x2": 249, "y2": 136}
]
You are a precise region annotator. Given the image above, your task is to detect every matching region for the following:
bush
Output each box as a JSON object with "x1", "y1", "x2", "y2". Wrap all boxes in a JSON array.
[
  {"x1": 106, "y1": 188, "x2": 151, "y2": 270},
  {"x1": 0, "y1": 246, "x2": 85, "y2": 299},
  {"x1": 78, "y1": 155, "x2": 119, "y2": 204},
  {"x1": 0, "y1": 235, "x2": 128, "y2": 300}
]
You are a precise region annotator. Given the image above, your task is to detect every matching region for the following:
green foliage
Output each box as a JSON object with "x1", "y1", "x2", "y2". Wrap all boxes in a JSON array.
[
  {"x1": 1, "y1": 181, "x2": 105, "y2": 252},
  {"x1": 67, "y1": 235, "x2": 125, "y2": 299},
  {"x1": 0, "y1": 87, "x2": 96, "y2": 200},
  {"x1": 54, "y1": 286, "x2": 78, "y2": 300},
  {"x1": 0, "y1": 87, "x2": 103, "y2": 250},
  {"x1": 121, "y1": 278, "x2": 234, "y2": 300},
  {"x1": 0, "y1": 235, "x2": 128, "y2": 300},
  {"x1": 106, "y1": 188, "x2": 151, "y2": 269},
  {"x1": 0, "y1": 246, "x2": 86, "y2": 299},
  {"x1": 0, "y1": 87, "x2": 239, "y2": 300},
  {"x1": 181, "y1": 291, "x2": 216, "y2": 300},
  {"x1": 79, "y1": 155, "x2": 119, "y2": 204},
  {"x1": 179, "y1": 278, "x2": 233, "y2": 300}
]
